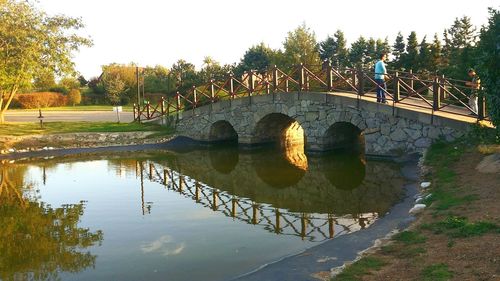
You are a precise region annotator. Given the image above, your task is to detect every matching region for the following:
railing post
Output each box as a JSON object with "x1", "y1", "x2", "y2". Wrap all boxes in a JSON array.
[
  {"x1": 160, "y1": 97, "x2": 165, "y2": 115},
  {"x1": 146, "y1": 101, "x2": 151, "y2": 119},
  {"x1": 478, "y1": 91, "x2": 486, "y2": 120},
  {"x1": 351, "y1": 69, "x2": 357, "y2": 93},
  {"x1": 133, "y1": 103, "x2": 137, "y2": 120},
  {"x1": 299, "y1": 63, "x2": 305, "y2": 91},
  {"x1": 248, "y1": 70, "x2": 254, "y2": 96},
  {"x1": 409, "y1": 69, "x2": 414, "y2": 91},
  {"x1": 229, "y1": 74, "x2": 235, "y2": 98},
  {"x1": 166, "y1": 97, "x2": 170, "y2": 117},
  {"x1": 192, "y1": 86, "x2": 197, "y2": 109},
  {"x1": 176, "y1": 91, "x2": 181, "y2": 112},
  {"x1": 327, "y1": 62, "x2": 333, "y2": 91},
  {"x1": 210, "y1": 79, "x2": 215, "y2": 102},
  {"x1": 357, "y1": 67, "x2": 364, "y2": 95},
  {"x1": 393, "y1": 71, "x2": 400, "y2": 102},
  {"x1": 432, "y1": 77, "x2": 440, "y2": 111},
  {"x1": 272, "y1": 65, "x2": 278, "y2": 92}
]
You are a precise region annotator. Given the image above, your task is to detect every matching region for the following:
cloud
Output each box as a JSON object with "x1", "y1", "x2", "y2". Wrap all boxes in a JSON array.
[{"x1": 141, "y1": 235, "x2": 185, "y2": 256}]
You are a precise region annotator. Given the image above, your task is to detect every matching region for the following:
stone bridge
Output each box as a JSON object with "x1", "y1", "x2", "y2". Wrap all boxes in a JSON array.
[{"x1": 171, "y1": 92, "x2": 470, "y2": 155}]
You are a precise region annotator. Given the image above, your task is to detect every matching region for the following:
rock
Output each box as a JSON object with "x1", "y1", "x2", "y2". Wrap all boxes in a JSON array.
[
  {"x1": 415, "y1": 197, "x2": 424, "y2": 204},
  {"x1": 420, "y1": 182, "x2": 431, "y2": 188},
  {"x1": 409, "y1": 204, "x2": 426, "y2": 214},
  {"x1": 8, "y1": 148, "x2": 15, "y2": 153},
  {"x1": 476, "y1": 153, "x2": 500, "y2": 174},
  {"x1": 425, "y1": 193, "x2": 433, "y2": 200}
]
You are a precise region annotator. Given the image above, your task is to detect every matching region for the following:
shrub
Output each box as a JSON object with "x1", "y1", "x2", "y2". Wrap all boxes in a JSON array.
[
  {"x1": 15, "y1": 92, "x2": 68, "y2": 108},
  {"x1": 67, "y1": 89, "x2": 82, "y2": 106}
]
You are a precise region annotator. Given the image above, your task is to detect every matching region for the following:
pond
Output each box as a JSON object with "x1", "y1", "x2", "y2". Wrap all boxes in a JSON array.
[{"x1": 0, "y1": 145, "x2": 406, "y2": 281}]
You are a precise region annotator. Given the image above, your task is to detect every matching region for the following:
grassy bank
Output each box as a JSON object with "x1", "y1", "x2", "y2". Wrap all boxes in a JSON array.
[
  {"x1": 9, "y1": 105, "x2": 133, "y2": 112},
  {"x1": 333, "y1": 127, "x2": 500, "y2": 281},
  {"x1": 0, "y1": 121, "x2": 169, "y2": 137}
]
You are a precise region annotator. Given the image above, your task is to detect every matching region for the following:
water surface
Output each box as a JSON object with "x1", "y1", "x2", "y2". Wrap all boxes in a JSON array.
[{"x1": 0, "y1": 146, "x2": 405, "y2": 281}]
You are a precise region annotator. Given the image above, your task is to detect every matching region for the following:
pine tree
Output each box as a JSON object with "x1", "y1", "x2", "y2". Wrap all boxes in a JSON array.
[
  {"x1": 443, "y1": 16, "x2": 478, "y2": 79},
  {"x1": 319, "y1": 30, "x2": 349, "y2": 68},
  {"x1": 334, "y1": 30, "x2": 349, "y2": 68},
  {"x1": 417, "y1": 36, "x2": 431, "y2": 72},
  {"x1": 349, "y1": 36, "x2": 368, "y2": 68},
  {"x1": 403, "y1": 31, "x2": 419, "y2": 71},
  {"x1": 429, "y1": 34, "x2": 443, "y2": 72},
  {"x1": 391, "y1": 32, "x2": 406, "y2": 70}
]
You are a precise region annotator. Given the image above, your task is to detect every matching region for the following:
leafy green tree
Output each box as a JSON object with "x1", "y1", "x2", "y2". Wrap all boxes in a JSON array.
[
  {"x1": 390, "y1": 32, "x2": 406, "y2": 69},
  {"x1": 475, "y1": 8, "x2": 500, "y2": 131},
  {"x1": 67, "y1": 88, "x2": 81, "y2": 106},
  {"x1": 282, "y1": 23, "x2": 321, "y2": 69},
  {"x1": 102, "y1": 72, "x2": 127, "y2": 105},
  {"x1": 0, "y1": 0, "x2": 91, "y2": 123},
  {"x1": 32, "y1": 72, "x2": 57, "y2": 91},
  {"x1": 170, "y1": 59, "x2": 201, "y2": 93},
  {"x1": 236, "y1": 43, "x2": 276, "y2": 76}
]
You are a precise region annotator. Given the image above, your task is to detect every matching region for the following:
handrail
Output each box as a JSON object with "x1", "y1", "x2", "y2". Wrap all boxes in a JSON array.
[{"x1": 133, "y1": 64, "x2": 489, "y2": 122}]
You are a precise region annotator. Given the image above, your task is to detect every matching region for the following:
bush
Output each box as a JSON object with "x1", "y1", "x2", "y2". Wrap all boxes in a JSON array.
[
  {"x1": 67, "y1": 89, "x2": 82, "y2": 106},
  {"x1": 15, "y1": 92, "x2": 68, "y2": 108}
]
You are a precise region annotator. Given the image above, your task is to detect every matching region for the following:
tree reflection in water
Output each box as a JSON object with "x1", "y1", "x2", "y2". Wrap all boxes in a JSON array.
[{"x1": 0, "y1": 162, "x2": 103, "y2": 281}]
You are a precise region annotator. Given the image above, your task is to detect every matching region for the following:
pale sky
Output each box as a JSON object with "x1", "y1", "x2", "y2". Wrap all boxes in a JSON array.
[{"x1": 37, "y1": 0, "x2": 498, "y2": 79}]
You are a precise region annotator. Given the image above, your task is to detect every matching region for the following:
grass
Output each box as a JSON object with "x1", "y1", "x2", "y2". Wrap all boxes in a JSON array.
[
  {"x1": 0, "y1": 122, "x2": 169, "y2": 136},
  {"x1": 333, "y1": 257, "x2": 387, "y2": 281},
  {"x1": 9, "y1": 105, "x2": 133, "y2": 112},
  {"x1": 421, "y1": 216, "x2": 499, "y2": 238},
  {"x1": 421, "y1": 263, "x2": 453, "y2": 281},
  {"x1": 393, "y1": 231, "x2": 427, "y2": 245}
]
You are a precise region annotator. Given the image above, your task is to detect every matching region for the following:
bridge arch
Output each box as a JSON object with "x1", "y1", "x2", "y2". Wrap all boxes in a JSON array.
[
  {"x1": 209, "y1": 120, "x2": 238, "y2": 143},
  {"x1": 252, "y1": 113, "x2": 306, "y2": 148},
  {"x1": 323, "y1": 122, "x2": 365, "y2": 151}
]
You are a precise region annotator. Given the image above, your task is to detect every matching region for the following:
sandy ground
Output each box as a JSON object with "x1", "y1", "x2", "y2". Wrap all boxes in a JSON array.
[
  {"x1": 4, "y1": 111, "x2": 134, "y2": 122},
  {"x1": 360, "y1": 150, "x2": 500, "y2": 281}
]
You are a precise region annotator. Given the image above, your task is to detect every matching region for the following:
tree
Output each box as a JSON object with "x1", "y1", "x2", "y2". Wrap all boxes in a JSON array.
[
  {"x1": 429, "y1": 34, "x2": 443, "y2": 72},
  {"x1": 417, "y1": 36, "x2": 432, "y2": 72},
  {"x1": 236, "y1": 43, "x2": 277, "y2": 76},
  {"x1": 67, "y1": 89, "x2": 81, "y2": 106},
  {"x1": 282, "y1": 23, "x2": 321, "y2": 69},
  {"x1": 391, "y1": 32, "x2": 406, "y2": 69},
  {"x1": 170, "y1": 59, "x2": 200, "y2": 93},
  {"x1": 349, "y1": 36, "x2": 369, "y2": 68},
  {"x1": 102, "y1": 72, "x2": 127, "y2": 105},
  {"x1": 443, "y1": 16, "x2": 478, "y2": 79},
  {"x1": 0, "y1": 0, "x2": 92, "y2": 123},
  {"x1": 319, "y1": 30, "x2": 349, "y2": 68},
  {"x1": 403, "y1": 31, "x2": 419, "y2": 71},
  {"x1": 475, "y1": 8, "x2": 500, "y2": 131}
]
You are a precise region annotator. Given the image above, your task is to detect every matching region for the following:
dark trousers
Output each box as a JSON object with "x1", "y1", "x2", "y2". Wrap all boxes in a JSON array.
[{"x1": 375, "y1": 79, "x2": 386, "y2": 103}]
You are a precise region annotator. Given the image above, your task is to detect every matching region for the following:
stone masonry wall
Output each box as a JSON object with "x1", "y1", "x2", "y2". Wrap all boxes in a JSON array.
[{"x1": 173, "y1": 92, "x2": 469, "y2": 156}]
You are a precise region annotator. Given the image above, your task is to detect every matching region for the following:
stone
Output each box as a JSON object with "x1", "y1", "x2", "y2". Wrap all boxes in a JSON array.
[
  {"x1": 409, "y1": 204, "x2": 426, "y2": 214},
  {"x1": 377, "y1": 135, "x2": 390, "y2": 146},
  {"x1": 390, "y1": 128, "x2": 407, "y2": 141},
  {"x1": 305, "y1": 112, "x2": 319, "y2": 122},
  {"x1": 403, "y1": 128, "x2": 422, "y2": 140},
  {"x1": 380, "y1": 124, "x2": 391, "y2": 136},
  {"x1": 427, "y1": 127, "x2": 442, "y2": 139},
  {"x1": 415, "y1": 138, "x2": 432, "y2": 148},
  {"x1": 476, "y1": 153, "x2": 500, "y2": 174},
  {"x1": 420, "y1": 182, "x2": 431, "y2": 188}
]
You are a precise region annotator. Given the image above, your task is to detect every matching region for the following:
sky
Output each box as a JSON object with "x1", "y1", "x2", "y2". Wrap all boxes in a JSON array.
[{"x1": 36, "y1": 0, "x2": 498, "y2": 79}]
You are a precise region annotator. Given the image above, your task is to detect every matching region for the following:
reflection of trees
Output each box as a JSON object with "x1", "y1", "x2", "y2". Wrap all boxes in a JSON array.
[
  {"x1": 0, "y1": 162, "x2": 103, "y2": 281},
  {"x1": 252, "y1": 146, "x2": 306, "y2": 188}
]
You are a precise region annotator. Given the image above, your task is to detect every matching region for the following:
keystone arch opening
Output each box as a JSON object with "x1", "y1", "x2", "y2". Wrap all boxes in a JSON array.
[
  {"x1": 209, "y1": 120, "x2": 238, "y2": 143},
  {"x1": 323, "y1": 122, "x2": 365, "y2": 152},
  {"x1": 252, "y1": 113, "x2": 306, "y2": 149}
]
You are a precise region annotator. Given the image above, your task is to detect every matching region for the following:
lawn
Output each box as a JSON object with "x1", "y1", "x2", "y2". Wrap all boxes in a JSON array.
[
  {"x1": 9, "y1": 105, "x2": 133, "y2": 112},
  {"x1": 0, "y1": 121, "x2": 166, "y2": 136}
]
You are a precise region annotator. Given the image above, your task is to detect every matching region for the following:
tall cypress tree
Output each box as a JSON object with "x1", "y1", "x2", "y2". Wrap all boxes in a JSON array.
[
  {"x1": 334, "y1": 30, "x2": 349, "y2": 68},
  {"x1": 429, "y1": 33, "x2": 443, "y2": 73},
  {"x1": 417, "y1": 36, "x2": 432, "y2": 72},
  {"x1": 404, "y1": 31, "x2": 419, "y2": 71}
]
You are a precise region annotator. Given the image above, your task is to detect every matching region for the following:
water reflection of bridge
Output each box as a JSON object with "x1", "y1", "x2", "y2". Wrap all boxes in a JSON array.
[{"x1": 137, "y1": 161, "x2": 377, "y2": 242}]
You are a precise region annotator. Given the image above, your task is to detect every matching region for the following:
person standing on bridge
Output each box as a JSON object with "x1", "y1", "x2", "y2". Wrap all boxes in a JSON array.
[
  {"x1": 374, "y1": 53, "x2": 388, "y2": 103},
  {"x1": 465, "y1": 68, "x2": 480, "y2": 115}
]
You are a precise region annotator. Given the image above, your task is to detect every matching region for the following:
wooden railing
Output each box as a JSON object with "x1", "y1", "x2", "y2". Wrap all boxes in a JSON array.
[
  {"x1": 133, "y1": 64, "x2": 488, "y2": 122},
  {"x1": 137, "y1": 160, "x2": 377, "y2": 242}
]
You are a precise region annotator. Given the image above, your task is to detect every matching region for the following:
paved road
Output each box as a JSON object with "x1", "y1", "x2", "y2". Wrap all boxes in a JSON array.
[{"x1": 4, "y1": 111, "x2": 134, "y2": 123}]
